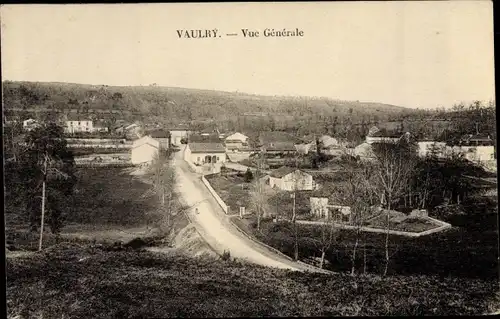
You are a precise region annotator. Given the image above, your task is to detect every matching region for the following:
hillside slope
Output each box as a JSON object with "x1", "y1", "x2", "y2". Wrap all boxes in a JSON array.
[
  {"x1": 6, "y1": 246, "x2": 497, "y2": 317},
  {"x1": 3, "y1": 81, "x2": 412, "y2": 122}
]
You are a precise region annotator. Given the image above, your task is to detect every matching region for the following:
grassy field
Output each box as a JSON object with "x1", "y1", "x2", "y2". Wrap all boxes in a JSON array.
[
  {"x1": 6, "y1": 245, "x2": 498, "y2": 317},
  {"x1": 5, "y1": 167, "x2": 164, "y2": 251},
  {"x1": 230, "y1": 215, "x2": 499, "y2": 280},
  {"x1": 205, "y1": 173, "x2": 254, "y2": 211},
  {"x1": 365, "y1": 214, "x2": 440, "y2": 233}
]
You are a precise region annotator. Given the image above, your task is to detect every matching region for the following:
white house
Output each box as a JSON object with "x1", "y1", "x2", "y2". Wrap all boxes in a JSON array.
[
  {"x1": 65, "y1": 117, "x2": 93, "y2": 133},
  {"x1": 310, "y1": 197, "x2": 352, "y2": 222},
  {"x1": 130, "y1": 136, "x2": 160, "y2": 165},
  {"x1": 320, "y1": 135, "x2": 340, "y2": 148},
  {"x1": 365, "y1": 126, "x2": 410, "y2": 144},
  {"x1": 185, "y1": 142, "x2": 227, "y2": 165},
  {"x1": 295, "y1": 142, "x2": 316, "y2": 155},
  {"x1": 23, "y1": 118, "x2": 38, "y2": 131},
  {"x1": 225, "y1": 132, "x2": 249, "y2": 151},
  {"x1": 353, "y1": 142, "x2": 376, "y2": 161},
  {"x1": 268, "y1": 167, "x2": 314, "y2": 191}
]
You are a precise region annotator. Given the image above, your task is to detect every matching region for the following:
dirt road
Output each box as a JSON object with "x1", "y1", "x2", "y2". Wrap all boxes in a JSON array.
[{"x1": 173, "y1": 146, "x2": 324, "y2": 272}]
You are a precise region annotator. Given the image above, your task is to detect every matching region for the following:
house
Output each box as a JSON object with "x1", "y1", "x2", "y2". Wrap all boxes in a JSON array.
[
  {"x1": 295, "y1": 141, "x2": 316, "y2": 155},
  {"x1": 92, "y1": 120, "x2": 109, "y2": 133},
  {"x1": 200, "y1": 127, "x2": 220, "y2": 137},
  {"x1": 366, "y1": 131, "x2": 410, "y2": 144},
  {"x1": 64, "y1": 116, "x2": 93, "y2": 133},
  {"x1": 310, "y1": 197, "x2": 352, "y2": 222},
  {"x1": 130, "y1": 136, "x2": 160, "y2": 165},
  {"x1": 148, "y1": 129, "x2": 171, "y2": 151},
  {"x1": 225, "y1": 132, "x2": 249, "y2": 151},
  {"x1": 460, "y1": 134, "x2": 494, "y2": 146},
  {"x1": 189, "y1": 133, "x2": 221, "y2": 143},
  {"x1": 353, "y1": 142, "x2": 376, "y2": 161},
  {"x1": 22, "y1": 118, "x2": 38, "y2": 131},
  {"x1": 319, "y1": 135, "x2": 340, "y2": 148},
  {"x1": 185, "y1": 142, "x2": 227, "y2": 165},
  {"x1": 259, "y1": 131, "x2": 300, "y2": 155},
  {"x1": 168, "y1": 125, "x2": 192, "y2": 145},
  {"x1": 268, "y1": 166, "x2": 314, "y2": 191},
  {"x1": 365, "y1": 126, "x2": 410, "y2": 144}
]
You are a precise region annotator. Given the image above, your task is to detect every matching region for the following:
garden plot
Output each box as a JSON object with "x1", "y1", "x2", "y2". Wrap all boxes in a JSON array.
[{"x1": 204, "y1": 173, "x2": 254, "y2": 212}]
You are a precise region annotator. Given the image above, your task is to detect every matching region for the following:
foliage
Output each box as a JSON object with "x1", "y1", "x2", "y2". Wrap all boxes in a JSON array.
[
  {"x1": 236, "y1": 217, "x2": 498, "y2": 280},
  {"x1": 410, "y1": 155, "x2": 489, "y2": 210},
  {"x1": 5, "y1": 123, "x2": 77, "y2": 234},
  {"x1": 244, "y1": 168, "x2": 254, "y2": 183}
]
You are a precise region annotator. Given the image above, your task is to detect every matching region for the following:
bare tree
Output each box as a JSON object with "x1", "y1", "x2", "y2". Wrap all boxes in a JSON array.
[
  {"x1": 250, "y1": 149, "x2": 268, "y2": 231},
  {"x1": 149, "y1": 151, "x2": 178, "y2": 235},
  {"x1": 314, "y1": 211, "x2": 338, "y2": 269},
  {"x1": 370, "y1": 140, "x2": 417, "y2": 276},
  {"x1": 334, "y1": 156, "x2": 374, "y2": 275}
]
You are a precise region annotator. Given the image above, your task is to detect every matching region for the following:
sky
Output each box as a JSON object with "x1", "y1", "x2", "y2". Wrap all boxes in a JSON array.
[{"x1": 1, "y1": 2, "x2": 495, "y2": 109}]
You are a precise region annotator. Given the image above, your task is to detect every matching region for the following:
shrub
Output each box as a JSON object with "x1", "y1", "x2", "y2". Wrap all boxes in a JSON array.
[
  {"x1": 244, "y1": 168, "x2": 254, "y2": 183},
  {"x1": 221, "y1": 250, "x2": 231, "y2": 261}
]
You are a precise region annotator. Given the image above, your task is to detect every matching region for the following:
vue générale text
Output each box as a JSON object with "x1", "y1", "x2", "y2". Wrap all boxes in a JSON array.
[{"x1": 176, "y1": 28, "x2": 304, "y2": 39}]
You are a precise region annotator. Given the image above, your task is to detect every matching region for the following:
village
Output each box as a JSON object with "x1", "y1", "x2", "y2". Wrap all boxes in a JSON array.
[{"x1": 8, "y1": 115, "x2": 497, "y2": 245}]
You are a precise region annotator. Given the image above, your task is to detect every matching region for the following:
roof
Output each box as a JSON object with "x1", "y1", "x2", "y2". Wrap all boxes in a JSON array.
[
  {"x1": 354, "y1": 142, "x2": 375, "y2": 158},
  {"x1": 269, "y1": 166, "x2": 309, "y2": 178},
  {"x1": 168, "y1": 126, "x2": 192, "y2": 131},
  {"x1": 199, "y1": 127, "x2": 220, "y2": 134},
  {"x1": 463, "y1": 133, "x2": 492, "y2": 141},
  {"x1": 225, "y1": 132, "x2": 249, "y2": 141},
  {"x1": 66, "y1": 114, "x2": 92, "y2": 121},
  {"x1": 319, "y1": 135, "x2": 339, "y2": 148},
  {"x1": 188, "y1": 142, "x2": 226, "y2": 153},
  {"x1": 263, "y1": 141, "x2": 297, "y2": 152},
  {"x1": 148, "y1": 129, "x2": 171, "y2": 138},
  {"x1": 369, "y1": 131, "x2": 405, "y2": 138},
  {"x1": 259, "y1": 131, "x2": 300, "y2": 144},
  {"x1": 367, "y1": 126, "x2": 380, "y2": 137},
  {"x1": 132, "y1": 136, "x2": 160, "y2": 150},
  {"x1": 189, "y1": 133, "x2": 221, "y2": 143}
]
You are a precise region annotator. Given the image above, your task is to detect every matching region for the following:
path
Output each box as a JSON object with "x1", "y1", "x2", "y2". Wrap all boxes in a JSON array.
[{"x1": 173, "y1": 146, "x2": 325, "y2": 272}]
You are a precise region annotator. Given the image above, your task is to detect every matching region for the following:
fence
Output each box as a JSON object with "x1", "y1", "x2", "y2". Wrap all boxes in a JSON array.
[
  {"x1": 201, "y1": 175, "x2": 230, "y2": 214},
  {"x1": 75, "y1": 162, "x2": 135, "y2": 168},
  {"x1": 296, "y1": 218, "x2": 452, "y2": 238}
]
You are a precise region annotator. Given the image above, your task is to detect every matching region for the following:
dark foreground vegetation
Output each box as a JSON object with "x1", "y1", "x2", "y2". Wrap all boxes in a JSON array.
[
  {"x1": 6, "y1": 245, "x2": 498, "y2": 317},
  {"x1": 232, "y1": 210, "x2": 499, "y2": 280}
]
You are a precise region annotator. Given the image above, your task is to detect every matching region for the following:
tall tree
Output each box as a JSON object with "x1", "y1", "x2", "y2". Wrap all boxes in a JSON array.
[{"x1": 7, "y1": 123, "x2": 77, "y2": 249}]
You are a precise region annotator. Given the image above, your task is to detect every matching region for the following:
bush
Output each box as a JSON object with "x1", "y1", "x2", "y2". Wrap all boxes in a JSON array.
[
  {"x1": 221, "y1": 250, "x2": 231, "y2": 261},
  {"x1": 244, "y1": 168, "x2": 254, "y2": 183}
]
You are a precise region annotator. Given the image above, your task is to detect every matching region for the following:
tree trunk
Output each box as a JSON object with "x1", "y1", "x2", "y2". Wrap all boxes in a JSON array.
[
  {"x1": 38, "y1": 178, "x2": 46, "y2": 252},
  {"x1": 320, "y1": 249, "x2": 325, "y2": 269},
  {"x1": 383, "y1": 202, "x2": 391, "y2": 277},
  {"x1": 293, "y1": 221, "x2": 299, "y2": 261},
  {"x1": 363, "y1": 231, "x2": 367, "y2": 275},
  {"x1": 351, "y1": 232, "x2": 359, "y2": 276},
  {"x1": 257, "y1": 208, "x2": 261, "y2": 230}
]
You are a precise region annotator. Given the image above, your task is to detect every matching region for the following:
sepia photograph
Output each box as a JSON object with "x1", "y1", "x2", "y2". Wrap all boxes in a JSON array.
[{"x1": 2, "y1": 1, "x2": 498, "y2": 317}]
